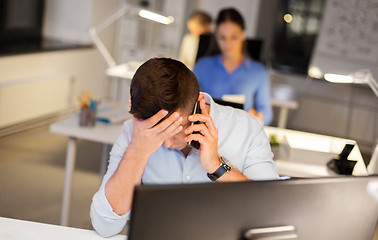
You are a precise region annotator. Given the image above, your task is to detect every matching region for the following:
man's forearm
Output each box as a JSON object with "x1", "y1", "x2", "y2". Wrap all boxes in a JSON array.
[
  {"x1": 216, "y1": 168, "x2": 249, "y2": 182},
  {"x1": 105, "y1": 145, "x2": 150, "y2": 215}
]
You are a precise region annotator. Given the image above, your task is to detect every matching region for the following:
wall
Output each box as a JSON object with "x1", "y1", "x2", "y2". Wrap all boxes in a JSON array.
[
  {"x1": 309, "y1": 0, "x2": 378, "y2": 79},
  {"x1": 0, "y1": 49, "x2": 109, "y2": 129},
  {"x1": 43, "y1": 0, "x2": 93, "y2": 44},
  {"x1": 255, "y1": 0, "x2": 280, "y2": 63},
  {"x1": 269, "y1": 69, "x2": 378, "y2": 160},
  {"x1": 0, "y1": 0, "x2": 120, "y2": 131},
  {"x1": 116, "y1": 0, "x2": 187, "y2": 63}
]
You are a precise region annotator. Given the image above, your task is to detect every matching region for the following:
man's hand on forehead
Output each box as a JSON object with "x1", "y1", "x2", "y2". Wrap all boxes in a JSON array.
[
  {"x1": 130, "y1": 109, "x2": 183, "y2": 156},
  {"x1": 151, "y1": 110, "x2": 175, "y2": 128},
  {"x1": 151, "y1": 110, "x2": 183, "y2": 135}
]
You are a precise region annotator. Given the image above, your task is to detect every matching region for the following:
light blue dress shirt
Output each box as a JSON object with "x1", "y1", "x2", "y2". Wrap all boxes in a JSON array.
[
  {"x1": 193, "y1": 55, "x2": 273, "y2": 125},
  {"x1": 90, "y1": 93, "x2": 278, "y2": 237}
]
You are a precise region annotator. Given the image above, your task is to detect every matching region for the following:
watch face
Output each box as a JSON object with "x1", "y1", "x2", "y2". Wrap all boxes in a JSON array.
[
  {"x1": 220, "y1": 157, "x2": 232, "y2": 172},
  {"x1": 221, "y1": 162, "x2": 232, "y2": 172}
]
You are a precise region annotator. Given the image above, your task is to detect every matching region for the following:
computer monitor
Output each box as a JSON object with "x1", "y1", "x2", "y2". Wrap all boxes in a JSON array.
[
  {"x1": 128, "y1": 176, "x2": 378, "y2": 240},
  {"x1": 196, "y1": 34, "x2": 263, "y2": 62}
]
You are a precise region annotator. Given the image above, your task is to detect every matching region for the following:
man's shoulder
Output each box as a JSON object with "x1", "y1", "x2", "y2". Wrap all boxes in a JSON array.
[
  {"x1": 215, "y1": 104, "x2": 263, "y2": 132},
  {"x1": 214, "y1": 104, "x2": 266, "y2": 154},
  {"x1": 123, "y1": 118, "x2": 132, "y2": 126},
  {"x1": 121, "y1": 118, "x2": 133, "y2": 135}
]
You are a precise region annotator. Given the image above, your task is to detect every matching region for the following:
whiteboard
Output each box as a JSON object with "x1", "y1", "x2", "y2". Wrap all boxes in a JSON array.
[{"x1": 309, "y1": 0, "x2": 378, "y2": 78}]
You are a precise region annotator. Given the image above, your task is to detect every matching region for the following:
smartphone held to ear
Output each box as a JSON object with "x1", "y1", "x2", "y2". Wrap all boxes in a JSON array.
[{"x1": 188, "y1": 101, "x2": 202, "y2": 149}]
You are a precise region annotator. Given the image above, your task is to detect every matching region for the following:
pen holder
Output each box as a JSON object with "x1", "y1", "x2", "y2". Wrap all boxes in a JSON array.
[{"x1": 79, "y1": 107, "x2": 97, "y2": 127}]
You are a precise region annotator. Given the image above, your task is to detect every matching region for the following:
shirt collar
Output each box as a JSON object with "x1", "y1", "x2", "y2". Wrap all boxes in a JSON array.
[{"x1": 201, "y1": 92, "x2": 220, "y2": 127}]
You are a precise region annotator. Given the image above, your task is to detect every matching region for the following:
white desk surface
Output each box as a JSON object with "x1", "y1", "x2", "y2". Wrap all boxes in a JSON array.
[
  {"x1": 50, "y1": 114, "x2": 368, "y2": 178},
  {"x1": 0, "y1": 217, "x2": 125, "y2": 240},
  {"x1": 264, "y1": 126, "x2": 368, "y2": 177},
  {"x1": 50, "y1": 113, "x2": 126, "y2": 144}
]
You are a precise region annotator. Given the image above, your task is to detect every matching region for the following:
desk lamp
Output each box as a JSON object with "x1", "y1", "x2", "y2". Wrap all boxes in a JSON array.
[
  {"x1": 324, "y1": 69, "x2": 378, "y2": 98},
  {"x1": 89, "y1": 2, "x2": 174, "y2": 79},
  {"x1": 324, "y1": 69, "x2": 378, "y2": 175}
]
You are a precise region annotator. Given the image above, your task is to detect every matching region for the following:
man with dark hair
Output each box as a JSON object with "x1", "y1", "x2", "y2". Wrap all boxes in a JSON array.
[
  {"x1": 129, "y1": 58, "x2": 199, "y2": 120},
  {"x1": 91, "y1": 58, "x2": 278, "y2": 237}
]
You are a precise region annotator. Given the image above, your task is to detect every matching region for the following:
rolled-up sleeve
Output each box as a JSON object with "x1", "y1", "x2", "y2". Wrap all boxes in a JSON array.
[
  {"x1": 90, "y1": 185, "x2": 130, "y2": 237},
  {"x1": 90, "y1": 120, "x2": 132, "y2": 237},
  {"x1": 242, "y1": 124, "x2": 279, "y2": 180}
]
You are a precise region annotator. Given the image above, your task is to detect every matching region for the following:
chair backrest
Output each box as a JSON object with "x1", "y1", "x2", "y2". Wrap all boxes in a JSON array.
[
  {"x1": 368, "y1": 141, "x2": 378, "y2": 174},
  {"x1": 196, "y1": 34, "x2": 263, "y2": 62}
]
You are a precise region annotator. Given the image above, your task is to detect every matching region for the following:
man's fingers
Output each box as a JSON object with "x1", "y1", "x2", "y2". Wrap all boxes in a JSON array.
[
  {"x1": 144, "y1": 109, "x2": 169, "y2": 128},
  {"x1": 153, "y1": 112, "x2": 182, "y2": 134},
  {"x1": 188, "y1": 114, "x2": 217, "y2": 136},
  {"x1": 199, "y1": 98, "x2": 209, "y2": 116},
  {"x1": 185, "y1": 123, "x2": 211, "y2": 137},
  {"x1": 158, "y1": 119, "x2": 183, "y2": 139},
  {"x1": 185, "y1": 132, "x2": 205, "y2": 146}
]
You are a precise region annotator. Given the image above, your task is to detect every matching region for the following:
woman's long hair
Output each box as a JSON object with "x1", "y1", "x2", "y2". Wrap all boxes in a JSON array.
[{"x1": 205, "y1": 8, "x2": 248, "y2": 57}]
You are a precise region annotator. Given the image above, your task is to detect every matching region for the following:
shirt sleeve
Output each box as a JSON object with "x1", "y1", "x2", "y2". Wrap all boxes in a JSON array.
[
  {"x1": 254, "y1": 66, "x2": 273, "y2": 125},
  {"x1": 242, "y1": 123, "x2": 279, "y2": 180},
  {"x1": 90, "y1": 120, "x2": 132, "y2": 237}
]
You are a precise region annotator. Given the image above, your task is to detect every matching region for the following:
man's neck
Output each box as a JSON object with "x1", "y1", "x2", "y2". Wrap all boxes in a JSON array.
[{"x1": 181, "y1": 145, "x2": 192, "y2": 157}]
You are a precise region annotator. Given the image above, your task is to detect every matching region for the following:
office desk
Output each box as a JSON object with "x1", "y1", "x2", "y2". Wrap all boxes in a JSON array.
[
  {"x1": 50, "y1": 113, "x2": 129, "y2": 226},
  {"x1": 0, "y1": 217, "x2": 125, "y2": 240},
  {"x1": 222, "y1": 94, "x2": 298, "y2": 129},
  {"x1": 50, "y1": 114, "x2": 367, "y2": 226},
  {"x1": 264, "y1": 126, "x2": 368, "y2": 177},
  {"x1": 271, "y1": 99, "x2": 298, "y2": 128}
]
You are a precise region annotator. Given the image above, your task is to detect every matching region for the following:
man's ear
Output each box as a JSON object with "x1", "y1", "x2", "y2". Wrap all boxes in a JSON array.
[
  {"x1": 128, "y1": 98, "x2": 132, "y2": 111},
  {"x1": 198, "y1": 93, "x2": 204, "y2": 101}
]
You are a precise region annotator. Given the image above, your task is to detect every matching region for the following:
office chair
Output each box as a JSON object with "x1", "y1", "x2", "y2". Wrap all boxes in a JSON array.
[
  {"x1": 196, "y1": 34, "x2": 264, "y2": 62},
  {"x1": 212, "y1": 98, "x2": 244, "y2": 109}
]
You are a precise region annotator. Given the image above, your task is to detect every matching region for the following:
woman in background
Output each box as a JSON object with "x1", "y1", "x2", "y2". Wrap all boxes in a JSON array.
[{"x1": 193, "y1": 8, "x2": 272, "y2": 125}]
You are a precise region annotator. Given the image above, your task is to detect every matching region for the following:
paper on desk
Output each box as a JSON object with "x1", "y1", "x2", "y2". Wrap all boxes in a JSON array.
[{"x1": 96, "y1": 102, "x2": 131, "y2": 124}]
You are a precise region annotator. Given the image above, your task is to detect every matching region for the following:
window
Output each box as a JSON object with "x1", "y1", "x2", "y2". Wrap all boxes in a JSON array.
[{"x1": 271, "y1": 0, "x2": 325, "y2": 74}]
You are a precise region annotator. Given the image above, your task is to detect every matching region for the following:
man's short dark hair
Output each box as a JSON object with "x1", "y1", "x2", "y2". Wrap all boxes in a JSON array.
[{"x1": 129, "y1": 58, "x2": 200, "y2": 120}]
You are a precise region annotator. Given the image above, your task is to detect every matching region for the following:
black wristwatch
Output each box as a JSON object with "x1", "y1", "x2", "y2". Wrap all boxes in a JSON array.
[{"x1": 207, "y1": 157, "x2": 232, "y2": 181}]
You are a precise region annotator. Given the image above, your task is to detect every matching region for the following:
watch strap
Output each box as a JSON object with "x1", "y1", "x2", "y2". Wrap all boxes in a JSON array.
[{"x1": 207, "y1": 157, "x2": 231, "y2": 181}]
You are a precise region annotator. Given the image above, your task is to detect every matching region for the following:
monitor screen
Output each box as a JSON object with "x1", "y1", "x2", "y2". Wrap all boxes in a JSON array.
[
  {"x1": 196, "y1": 34, "x2": 263, "y2": 62},
  {"x1": 213, "y1": 98, "x2": 244, "y2": 109},
  {"x1": 128, "y1": 176, "x2": 378, "y2": 240}
]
